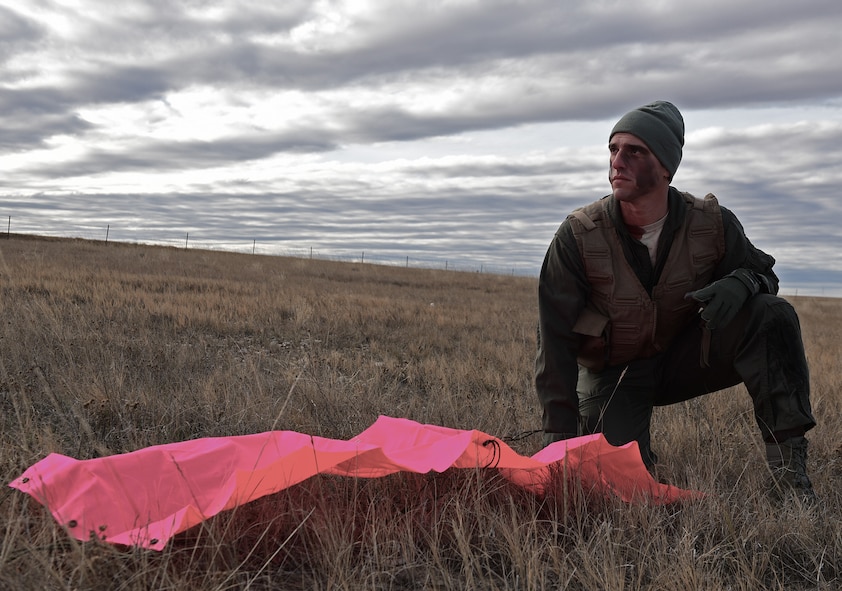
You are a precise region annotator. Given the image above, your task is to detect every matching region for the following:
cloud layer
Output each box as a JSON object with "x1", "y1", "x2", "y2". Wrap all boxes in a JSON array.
[{"x1": 1, "y1": 0, "x2": 841, "y2": 292}]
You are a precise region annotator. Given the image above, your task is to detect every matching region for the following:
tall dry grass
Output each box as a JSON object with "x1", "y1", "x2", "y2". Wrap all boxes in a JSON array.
[{"x1": 0, "y1": 235, "x2": 840, "y2": 590}]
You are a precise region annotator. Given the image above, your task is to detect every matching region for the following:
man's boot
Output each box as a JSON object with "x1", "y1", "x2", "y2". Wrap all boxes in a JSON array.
[{"x1": 765, "y1": 436, "x2": 817, "y2": 503}]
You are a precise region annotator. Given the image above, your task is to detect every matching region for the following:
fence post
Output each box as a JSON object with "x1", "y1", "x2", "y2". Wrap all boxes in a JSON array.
[
  {"x1": 6, "y1": 216, "x2": 9, "y2": 238},
  {"x1": 105, "y1": 224, "x2": 109, "y2": 243},
  {"x1": 185, "y1": 233, "x2": 189, "y2": 249}
]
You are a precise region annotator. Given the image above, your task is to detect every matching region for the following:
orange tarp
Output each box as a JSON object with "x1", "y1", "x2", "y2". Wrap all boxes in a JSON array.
[{"x1": 10, "y1": 416, "x2": 700, "y2": 550}]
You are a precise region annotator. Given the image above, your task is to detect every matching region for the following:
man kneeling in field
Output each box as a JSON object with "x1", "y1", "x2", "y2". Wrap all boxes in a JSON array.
[{"x1": 535, "y1": 100, "x2": 817, "y2": 501}]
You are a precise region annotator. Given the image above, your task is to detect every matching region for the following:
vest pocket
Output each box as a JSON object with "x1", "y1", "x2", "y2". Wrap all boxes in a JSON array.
[
  {"x1": 611, "y1": 322, "x2": 639, "y2": 345},
  {"x1": 573, "y1": 308, "x2": 609, "y2": 370},
  {"x1": 692, "y1": 251, "x2": 718, "y2": 266},
  {"x1": 689, "y1": 226, "x2": 716, "y2": 238}
]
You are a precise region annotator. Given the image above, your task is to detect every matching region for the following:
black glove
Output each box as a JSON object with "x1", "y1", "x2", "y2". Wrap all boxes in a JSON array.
[{"x1": 686, "y1": 269, "x2": 761, "y2": 330}]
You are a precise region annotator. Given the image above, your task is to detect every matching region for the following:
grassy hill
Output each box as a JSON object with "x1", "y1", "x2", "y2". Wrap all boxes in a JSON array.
[{"x1": 1, "y1": 235, "x2": 840, "y2": 590}]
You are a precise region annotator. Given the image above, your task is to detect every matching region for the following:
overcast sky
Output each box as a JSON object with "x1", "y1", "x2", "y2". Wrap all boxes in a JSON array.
[{"x1": 2, "y1": 0, "x2": 841, "y2": 294}]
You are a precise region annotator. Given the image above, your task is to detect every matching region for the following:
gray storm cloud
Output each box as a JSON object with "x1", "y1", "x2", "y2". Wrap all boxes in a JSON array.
[{"x1": 1, "y1": 0, "x2": 841, "y2": 293}]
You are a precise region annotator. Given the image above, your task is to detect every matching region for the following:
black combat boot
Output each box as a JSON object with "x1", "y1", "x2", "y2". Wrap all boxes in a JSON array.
[{"x1": 765, "y1": 436, "x2": 817, "y2": 503}]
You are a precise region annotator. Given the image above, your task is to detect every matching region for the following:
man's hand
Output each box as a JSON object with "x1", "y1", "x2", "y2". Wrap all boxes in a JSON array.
[{"x1": 686, "y1": 269, "x2": 761, "y2": 330}]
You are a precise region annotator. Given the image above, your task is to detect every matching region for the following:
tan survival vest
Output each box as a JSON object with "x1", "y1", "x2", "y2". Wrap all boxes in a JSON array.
[{"x1": 568, "y1": 192, "x2": 725, "y2": 370}]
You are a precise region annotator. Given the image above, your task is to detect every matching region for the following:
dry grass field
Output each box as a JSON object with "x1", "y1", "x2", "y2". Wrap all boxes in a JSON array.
[{"x1": 1, "y1": 235, "x2": 840, "y2": 590}]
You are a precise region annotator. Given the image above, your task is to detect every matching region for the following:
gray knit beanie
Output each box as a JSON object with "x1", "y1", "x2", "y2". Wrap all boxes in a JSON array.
[{"x1": 609, "y1": 101, "x2": 685, "y2": 177}]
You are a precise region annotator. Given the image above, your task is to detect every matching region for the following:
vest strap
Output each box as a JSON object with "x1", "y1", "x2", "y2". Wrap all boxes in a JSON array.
[
  {"x1": 570, "y1": 209, "x2": 596, "y2": 231},
  {"x1": 700, "y1": 326, "x2": 712, "y2": 368}
]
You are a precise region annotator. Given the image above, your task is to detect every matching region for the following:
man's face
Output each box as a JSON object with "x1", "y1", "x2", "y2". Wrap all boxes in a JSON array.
[{"x1": 608, "y1": 133, "x2": 669, "y2": 202}]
